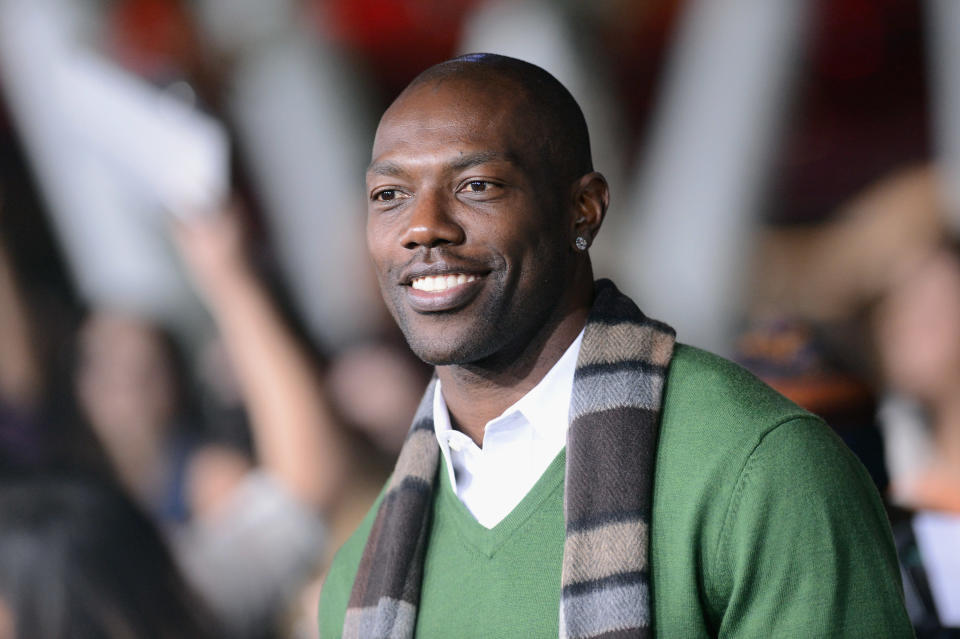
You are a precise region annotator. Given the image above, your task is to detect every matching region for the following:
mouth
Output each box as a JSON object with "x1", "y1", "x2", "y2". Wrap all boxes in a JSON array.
[
  {"x1": 403, "y1": 271, "x2": 487, "y2": 312},
  {"x1": 410, "y1": 273, "x2": 480, "y2": 292}
]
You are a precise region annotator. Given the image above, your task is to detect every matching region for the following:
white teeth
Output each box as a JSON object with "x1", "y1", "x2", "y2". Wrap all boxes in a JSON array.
[{"x1": 411, "y1": 274, "x2": 479, "y2": 292}]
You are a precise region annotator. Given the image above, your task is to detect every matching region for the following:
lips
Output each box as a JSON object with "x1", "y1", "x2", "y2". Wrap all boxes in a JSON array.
[
  {"x1": 411, "y1": 273, "x2": 480, "y2": 292},
  {"x1": 402, "y1": 267, "x2": 488, "y2": 313}
]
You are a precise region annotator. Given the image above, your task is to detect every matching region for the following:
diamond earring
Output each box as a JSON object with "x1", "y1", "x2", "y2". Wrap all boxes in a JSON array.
[{"x1": 575, "y1": 236, "x2": 588, "y2": 251}]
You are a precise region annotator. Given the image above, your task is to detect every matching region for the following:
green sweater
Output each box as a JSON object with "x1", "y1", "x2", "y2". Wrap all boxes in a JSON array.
[{"x1": 319, "y1": 345, "x2": 912, "y2": 637}]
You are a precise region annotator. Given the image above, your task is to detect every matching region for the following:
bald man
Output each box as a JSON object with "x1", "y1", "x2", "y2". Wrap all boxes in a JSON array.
[{"x1": 318, "y1": 54, "x2": 911, "y2": 639}]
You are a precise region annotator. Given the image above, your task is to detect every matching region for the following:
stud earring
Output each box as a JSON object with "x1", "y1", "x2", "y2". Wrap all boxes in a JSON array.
[{"x1": 575, "y1": 236, "x2": 588, "y2": 251}]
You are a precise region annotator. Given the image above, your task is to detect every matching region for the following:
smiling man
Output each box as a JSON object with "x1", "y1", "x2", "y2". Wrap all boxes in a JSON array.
[{"x1": 318, "y1": 54, "x2": 912, "y2": 638}]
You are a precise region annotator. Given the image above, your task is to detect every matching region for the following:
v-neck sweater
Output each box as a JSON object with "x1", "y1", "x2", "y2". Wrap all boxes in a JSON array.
[
  {"x1": 415, "y1": 451, "x2": 567, "y2": 637},
  {"x1": 319, "y1": 344, "x2": 912, "y2": 637}
]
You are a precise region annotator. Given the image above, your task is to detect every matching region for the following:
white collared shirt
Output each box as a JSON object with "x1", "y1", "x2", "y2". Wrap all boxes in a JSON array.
[{"x1": 433, "y1": 330, "x2": 584, "y2": 529}]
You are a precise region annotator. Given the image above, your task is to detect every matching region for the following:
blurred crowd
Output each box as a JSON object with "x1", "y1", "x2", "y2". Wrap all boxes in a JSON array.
[{"x1": 0, "y1": 0, "x2": 958, "y2": 637}]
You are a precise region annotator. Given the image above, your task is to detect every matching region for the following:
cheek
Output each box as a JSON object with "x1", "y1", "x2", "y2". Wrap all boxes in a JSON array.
[
  {"x1": 513, "y1": 227, "x2": 569, "y2": 276},
  {"x1": 487, "y1": 211, "x2": 559, "y2": 256},
  {"x1": 365, "y1": 216, "x2": 382, "y2": 258},
  {"x1": 366, "y1": 219, "x2": 395, "y2": 277}
]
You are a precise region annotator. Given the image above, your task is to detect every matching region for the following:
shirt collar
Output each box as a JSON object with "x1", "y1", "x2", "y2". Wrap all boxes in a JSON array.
[
  {"x1": 432, "y1": 328, "x2": 584, "y2": 446},
  {"x1": 499, "y1": 328, "x2": 584, "y2": 437}
]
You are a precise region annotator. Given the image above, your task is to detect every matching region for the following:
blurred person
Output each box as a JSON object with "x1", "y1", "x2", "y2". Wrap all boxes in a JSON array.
[
  {"x1": 874, "y1": 242, "x2": 960, "y2": 513},
  {"x1": 74, "y1": 309, "x2": 207, "y2": 524},
  {"x1": 751, "y1": 165, "x2": 945, "y2": 324},
  {"x1": 750, "y1": 166, "x2": 960, "y2": 636},
  {"x1": 172, "y1": 202, "x2": 418, "y2": 637},
  {"x1": 873, "y1": 242, "x2": 960, "y2": 636},
  {"x1": 0, "y1": 475, "x2": 220, "y2": 639},
  {"x1": 170, "y1": 201, "x2": 392, "y2": 552},
  {"x1": 317, "y1": 54, "x2": 910, "y2": 638},
  {"x1": 326, "y1": 340, "x2": 429, "y2": 457},
  {"x1": 73, "y1": 304, "x2": 327, "y2": 638}
]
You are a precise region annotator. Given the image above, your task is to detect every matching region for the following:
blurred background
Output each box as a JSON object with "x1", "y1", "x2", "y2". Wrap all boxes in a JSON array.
[{"x1": 0, "y1": 0, "x2": 958, "y2": 637}]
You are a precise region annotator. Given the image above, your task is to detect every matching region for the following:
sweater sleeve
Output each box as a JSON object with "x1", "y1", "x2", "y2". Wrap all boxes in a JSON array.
[{"x1": 709, "y1": 416, "x2": 913, "y2": 638}]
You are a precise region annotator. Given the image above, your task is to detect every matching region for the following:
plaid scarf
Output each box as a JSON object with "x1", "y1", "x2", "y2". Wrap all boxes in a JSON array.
[{"x1": 343, "y1": 279, "x2": 676, "y2": 638}]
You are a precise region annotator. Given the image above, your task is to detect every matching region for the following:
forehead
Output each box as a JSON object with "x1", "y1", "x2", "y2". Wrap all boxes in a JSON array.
[{"x1": 370, "y1": 79, "x2": 537, "y2": 169}]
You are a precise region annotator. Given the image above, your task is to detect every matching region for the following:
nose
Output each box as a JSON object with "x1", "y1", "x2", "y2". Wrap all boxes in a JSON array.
[{"x1": 399, "y1": 189, "x2": 465, "y2": 249}]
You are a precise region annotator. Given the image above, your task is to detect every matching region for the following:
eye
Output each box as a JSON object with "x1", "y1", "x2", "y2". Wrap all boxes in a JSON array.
[
  {"x1": 465, "y1": 181, "x2": 489, "y2": 192},
  {"x1": 373, "y1": 189, "x2": 400, "y2": 202},
  {"x1": 458, "y1": 180, "x2": 501, "y2": 197}
]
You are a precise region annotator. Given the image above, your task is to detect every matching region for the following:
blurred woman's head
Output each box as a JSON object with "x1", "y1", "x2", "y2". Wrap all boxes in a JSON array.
[
  {"x1": 0, "y1": 475, "x2": 219, "y2": 639},
  {"x1": 74, "y1": 311, "x2": 180, "y2": 442},
  {"x1": 72, "y1": 311, "x2": 198, "y2": 508},
  {"x1": 874, "y1": 244, "x2": 960, "y2": 404}
]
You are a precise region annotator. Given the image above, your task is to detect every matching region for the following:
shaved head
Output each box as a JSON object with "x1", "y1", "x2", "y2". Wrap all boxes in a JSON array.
[{"x1": 398, "y1": 53, "x2": 594, "y2": 186}]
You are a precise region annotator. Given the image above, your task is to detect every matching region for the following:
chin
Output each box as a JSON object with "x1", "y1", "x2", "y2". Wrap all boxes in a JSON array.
[
  {"x1": 405, "y1": 338, "x2": 484, "y2": 367},
  {"x1": 402, "y1": 326, "x2": 501, "y2": 367}
]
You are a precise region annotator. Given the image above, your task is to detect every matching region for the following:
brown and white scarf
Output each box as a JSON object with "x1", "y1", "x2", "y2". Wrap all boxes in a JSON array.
[{"x1": 342, "y1": 279, "x2": 676, "y2": 638}]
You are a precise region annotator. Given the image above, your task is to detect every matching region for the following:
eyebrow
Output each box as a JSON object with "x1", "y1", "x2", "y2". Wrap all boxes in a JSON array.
[
  {"x1": 366, "y1": 151, "x2": 520, "y2": 177},
  {"x1": 366, "y1": 160, "x2": 408, "y2": 178},
  {"x1": 448, "y1": 151, "x2": 518, "y2": 172}
]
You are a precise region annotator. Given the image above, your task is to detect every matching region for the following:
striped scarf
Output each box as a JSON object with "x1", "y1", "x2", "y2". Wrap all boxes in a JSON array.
[{"x1": 343, "y1": 279, "x2": 676, "y2": 638}]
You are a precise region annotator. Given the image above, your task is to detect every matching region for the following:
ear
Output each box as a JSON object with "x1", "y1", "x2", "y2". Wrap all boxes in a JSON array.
[{"x1": 569, "y1": 172, "x2": 609, "y2": 251}]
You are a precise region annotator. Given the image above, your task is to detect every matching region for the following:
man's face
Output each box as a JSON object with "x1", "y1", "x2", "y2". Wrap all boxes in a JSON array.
[{"x1": 366, "y1": 79, "x2": 576, "y2": 366}]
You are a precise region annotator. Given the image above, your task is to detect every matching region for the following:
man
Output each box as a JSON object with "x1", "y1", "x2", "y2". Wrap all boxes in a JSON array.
[{"x1": 319, "y1": 54, "x2": 911, "y2": 638}]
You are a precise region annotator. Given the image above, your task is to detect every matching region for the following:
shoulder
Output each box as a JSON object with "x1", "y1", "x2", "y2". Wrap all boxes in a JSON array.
[
  {"x1": 652, "y1": 345, "x2": 910, "y2": 635},
  {"x1": 656, "y1": 342, "x2": 865, "y2": 498},
  {"x1": 653, "y1": 342, "x2": 875, "y2": 594},
  {"x1": 663, "y1": 343, "x2": 809, "y2": 426},
  {"x1": 658, "y1": 343, "x2": 823, "y2": 466}
]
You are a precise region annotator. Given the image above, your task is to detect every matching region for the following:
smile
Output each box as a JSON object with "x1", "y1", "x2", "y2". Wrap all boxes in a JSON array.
[
  {"x1": 411, "y1": 274, "x2": 480, "y2": 292},
  {"x1": 405, "y1": 272, "x2": 486, "y2": 312}
]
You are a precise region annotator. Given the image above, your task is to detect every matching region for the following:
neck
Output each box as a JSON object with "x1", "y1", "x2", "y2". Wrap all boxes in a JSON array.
[
  {"x1": 437, "y1": 277, "x2": 592, "y2": 446},
  {"x1": 97, "y1": 423, "x2": 167, "y2": 501}
]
